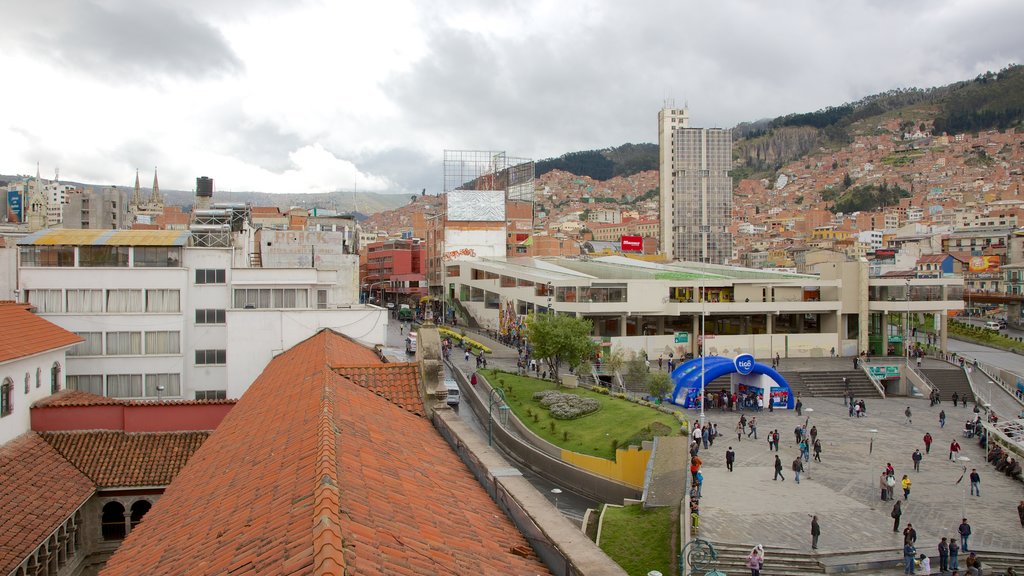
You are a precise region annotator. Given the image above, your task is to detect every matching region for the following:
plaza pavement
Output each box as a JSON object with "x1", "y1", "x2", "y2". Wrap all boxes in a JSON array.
[{"x1": 441, "y1": 325, "x2": 1024, "y2": 562}]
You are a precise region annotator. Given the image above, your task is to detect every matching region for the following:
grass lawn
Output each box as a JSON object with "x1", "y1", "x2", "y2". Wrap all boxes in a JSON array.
[
  {"x1": 599, "y1": 505, "x2": 675, "y2": 576},
  {"x1": 478, "y1": 369, "x2": 680, "y2": 460}
]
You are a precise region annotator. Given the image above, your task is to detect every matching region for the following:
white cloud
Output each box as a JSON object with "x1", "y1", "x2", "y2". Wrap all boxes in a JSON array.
[{"x1": 1, "y1": 0, "x2": 1021, "y2": 194}]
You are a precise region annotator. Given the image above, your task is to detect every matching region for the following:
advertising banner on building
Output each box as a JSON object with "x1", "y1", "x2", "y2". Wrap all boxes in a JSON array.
[
  {"x1": 7, "y1": 190, "x2": 21, "y2": 222},
  {"x1": 969, "y1": 255, "x2": 1000, "y2": 273},
  {"x1": 620, "y1": 235, "x2": 642, "y2": 251}
]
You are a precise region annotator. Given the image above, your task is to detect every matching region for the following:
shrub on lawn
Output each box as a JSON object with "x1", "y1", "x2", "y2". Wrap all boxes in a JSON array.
[{"x1": 533, "y1": 390, "x2": 601, "y2": 419}]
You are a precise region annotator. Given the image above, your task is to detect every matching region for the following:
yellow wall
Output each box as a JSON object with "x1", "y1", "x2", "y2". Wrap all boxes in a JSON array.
[{"x1": 561, "y1": 446, "x2": 651, "y2": 488}]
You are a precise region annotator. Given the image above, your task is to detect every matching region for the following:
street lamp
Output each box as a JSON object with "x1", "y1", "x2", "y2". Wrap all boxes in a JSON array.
[
  {"x1": 156, "y1": 385, "x2": 165, "y2": 402},
  {"x1": 805, "y1": 408, "x2": 814, "y2": 479},
  {"x1": 905, "y1": 278, "x2": 912, "y2": 365},
  {"x1": 956, "y1": 455, "x2": 970, "y2": 518},
  {"x1": 868, "y1": 428, "x2": 878, "y2": 486},
  {"x1": 550, "y1": 488, "x2": 562, "y2": 511},
  {"x1": 487, "y1": 388, "x2": 509, "y2": 446}
]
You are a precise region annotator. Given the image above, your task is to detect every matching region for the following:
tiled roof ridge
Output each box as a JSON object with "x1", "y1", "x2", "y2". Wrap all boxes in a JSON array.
[{"x1": 312, "y1": 379, "x2": 346, "y2": 575}]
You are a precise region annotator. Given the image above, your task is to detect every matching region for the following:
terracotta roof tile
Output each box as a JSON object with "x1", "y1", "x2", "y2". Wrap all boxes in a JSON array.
[
  {"x1": 0, "y1": 433, "x2": 94, "y2": 574},
  {"x1": 39, "y1": 430, "x2": 210, "y2": 488},
  {"x1": 0, "y1": 303, "x2": 82, "y2": 364},
  {"x1": 102, "y1": 329, "x2": 550, "y2": 576},
  {"x1": 332, "y1": 363, "x2": 424, "y2": 415}
]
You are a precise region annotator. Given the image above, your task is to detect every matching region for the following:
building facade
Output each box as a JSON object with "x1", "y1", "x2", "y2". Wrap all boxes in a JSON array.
[{"x1": 659, "y1": 105, "x2": 733, "y2": 263}]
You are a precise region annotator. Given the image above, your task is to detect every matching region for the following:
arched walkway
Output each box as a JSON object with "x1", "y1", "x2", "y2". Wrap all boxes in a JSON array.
[{"x1": 669, "y1": 355, "x2": 795, "y2": 409}]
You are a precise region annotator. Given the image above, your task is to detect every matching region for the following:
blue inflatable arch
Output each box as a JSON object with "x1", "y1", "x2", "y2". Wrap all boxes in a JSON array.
[{"x1": 669, "y1": 356, "x2": 795, "y2": 409}]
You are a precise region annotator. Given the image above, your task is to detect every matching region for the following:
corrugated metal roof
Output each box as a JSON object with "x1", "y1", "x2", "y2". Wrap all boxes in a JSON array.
[{"x1": 17, "y1": 229, "x2": 190, "y2": 247}]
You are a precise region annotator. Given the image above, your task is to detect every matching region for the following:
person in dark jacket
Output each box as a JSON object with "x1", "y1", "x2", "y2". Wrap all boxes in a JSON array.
[
  {"x1": 810, "y1": 516, "x2": 820, "y2": 550},
  {"x1": 891, "y1": 500, "x2": 902, "y2": 532}
]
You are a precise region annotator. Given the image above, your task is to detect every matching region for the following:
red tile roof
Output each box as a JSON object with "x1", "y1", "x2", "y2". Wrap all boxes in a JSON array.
[
  {"x1": 102, "y1": 329, "x2": 550, "y2": 576},
  {"x1": 39, "y1": 431, "x2": 210, "y2": 488},
  {"x1": 332, "y1": 363, "x2": 424, "y2": 415},
  {"x1": 0, "y1": 433, "x2": 94, "y2": 574},
  {"x1": 0, "y1": 303, "x2": 82, "y2": 364}
]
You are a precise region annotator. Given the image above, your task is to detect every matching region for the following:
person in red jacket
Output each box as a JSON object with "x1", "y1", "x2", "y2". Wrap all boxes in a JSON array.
[
  {"x1": 950, "y1": 439, "x2": 961, "y2": 460},
  {"x1": 923, "y1": 432, "x2": 933, "y2": 454}
]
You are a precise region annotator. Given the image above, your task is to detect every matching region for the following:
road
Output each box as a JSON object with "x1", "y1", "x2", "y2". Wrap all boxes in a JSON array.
[{"x1": 381, "y1": 319, "x2": 598, "y2": 525}]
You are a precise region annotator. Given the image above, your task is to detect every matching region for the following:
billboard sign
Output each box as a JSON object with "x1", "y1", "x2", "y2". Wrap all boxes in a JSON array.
[
  {"x1": 7, "y1": 190, "x2": 21, "y2": 222},
  {"x1": 674, "y1": 332, "x2": 689, "y2": 343},
  {"x1": 621, "y1": 235, "x2": 642, "y2": 251},
  {"x1": 969, "y1": 255, "x2": 1000, "y2": 273},
  {"x1": 734, "y1": 353, "x2": 755, "y2": 375}
]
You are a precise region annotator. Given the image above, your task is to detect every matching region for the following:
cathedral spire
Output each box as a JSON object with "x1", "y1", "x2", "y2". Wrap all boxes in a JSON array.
[
  {"x1": 149, "y1": 167, "x2": 162, "y2": 204},
  {"x1": 131, "y1": 169, "x2": 143, "y2": 207}
]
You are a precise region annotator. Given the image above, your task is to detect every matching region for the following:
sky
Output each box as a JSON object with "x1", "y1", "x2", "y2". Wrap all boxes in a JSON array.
[{"x1": 1, "y1": 0, "x2": 1021, "y2": 195}]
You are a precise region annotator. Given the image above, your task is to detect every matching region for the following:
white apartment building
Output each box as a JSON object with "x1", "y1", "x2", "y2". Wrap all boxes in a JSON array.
[{"x1": 16, "y1": 228, "x2": 386, "y2": 400}]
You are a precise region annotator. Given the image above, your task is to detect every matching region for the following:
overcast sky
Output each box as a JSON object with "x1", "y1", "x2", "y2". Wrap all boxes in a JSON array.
[{"x1": 1, "y1": 0, "x2": 1021, "y2": 195}]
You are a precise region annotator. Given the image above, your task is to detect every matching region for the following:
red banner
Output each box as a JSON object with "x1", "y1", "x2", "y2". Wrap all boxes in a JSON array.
[{"x1": 621, "y1": 235, "x2": 642, "y2": 251}]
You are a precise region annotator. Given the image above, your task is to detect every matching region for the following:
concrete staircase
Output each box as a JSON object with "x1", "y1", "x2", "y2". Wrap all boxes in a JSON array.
[
  {"x1": 779, "y1": 372, "x2": 811, "y2": 397},
  {"x1": 708, "y1": 543, "x2": 823, "y2": 576},
  {"x1": 796, "y1": 371, "x2": 881, "y2": 398},
  {"x1": 920, "y1": 367, "x2": 974, "y2": 404}
]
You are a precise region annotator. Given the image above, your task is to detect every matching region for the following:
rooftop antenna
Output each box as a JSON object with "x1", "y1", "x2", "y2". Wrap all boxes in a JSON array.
[{"x1": 352, "y1": 174, "x2": 359, "y2": 215}]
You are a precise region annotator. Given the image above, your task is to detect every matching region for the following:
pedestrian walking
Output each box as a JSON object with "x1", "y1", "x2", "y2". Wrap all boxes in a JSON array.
[
  {"x1": 809, "y1": 425, "x2": 818, "y2": 444},
  {"x1": 940, "y1": 409, "x2": 946, "y2": 428},
  {"x1": 886, "y1": 473, "x2": 896, "y2": 500},
  {"x1": 775, "y1": 352, "x2": 780, "y2": 369},
  {"x1": 1018, "y1": 500, "x2": 1024, "y2": 527},
  {"x1": 891, "y1": 500, "x2": 902, "y2": 532},
  {"x1": 949, "y1": 439, "x2": 961, "y2": 460},
  {"x1": 881, "y1": 472, "x2": 890, "y2": 501},
  {"x1": 464, "y1": 349, "x2": 470, "y2": 362},
  {"x1": 949, "y1": 536, "x2": 960, "y2": 570},
  {"x1": 813, "y1": 439, "x2": 822, "y2": 463},
  {"x1": 939, "y1": 537, "x2": 950, "y2": 573},
  {"x1": 923, "y1": 432, "x2": 933, "y2": 454},
  {"x1": 773, "y1": 455, "x2": 785, "y2": 481},
  {"x1": 736, "y1": 420, "x2": 744, "y2": 442},
  {"x1": 952, "y1": 391, "x2": 960, "y2": 406},
  {"x1": 726, "y1": 447, "x2": 735, "y2": 472},
  {"x1": 771, "y1": 430, "x2": 780, "y2": 452},
  {"x1": 795, "y1": 396, "x2": 803, "y2": 416},
  {"x1": 810, "y1": 516, "x2": 820, "y2": 550},
  {"x1": 958, "y1": 518, "x2": 971, "y2": 552},
  {"x1": 793, "y1": 456, "x2": 804, "y2": 484},
  {"x1": 903, "y1": 523, "x2": 917, "y2": 545},
  {"x1": 747, "y1": 416, "x2": 758, "y2": 439},
  {"x1": 904, "y1": 406, "x2": 912, "y2": 424},
  {"x1": 912, "y1": 449, "x2": 923, "y2": 472},
  {"x1": 901, "y1": 474, "x2": 911, "y2": 499},
  {"x1": 746, "y1": 545, "x2": 764, "y2": 576},
  {"x1": 969, "y1": 468, "x2": 981, "y2": 496}
]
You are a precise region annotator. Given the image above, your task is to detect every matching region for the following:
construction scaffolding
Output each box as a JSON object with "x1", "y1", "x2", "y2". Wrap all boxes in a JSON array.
[{"x1": 442, "y1": 150, "x2": 535, "y2": 202}]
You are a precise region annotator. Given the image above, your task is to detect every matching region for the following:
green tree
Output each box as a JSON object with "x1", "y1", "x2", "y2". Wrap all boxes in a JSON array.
[
  {"x1": 842, "y1": 172, "x2": 853, "y2": 189},
  {"x1": 625, "y1": 356, "x2": 650, "y2": 391},
  {"x1": 526, "y1": 313, "x2": 595, "y2": 382},
  {"x1": 647, "y1": 371, "x2": 671, "y2": 400},
  {"x1": 605, "y1": 346, "x2": 627, "y2": 376}
]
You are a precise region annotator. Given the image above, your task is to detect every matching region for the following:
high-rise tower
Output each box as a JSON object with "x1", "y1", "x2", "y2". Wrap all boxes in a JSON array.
[{"x1": 658, "y1": 104, "x2": 732, "y2": 263}]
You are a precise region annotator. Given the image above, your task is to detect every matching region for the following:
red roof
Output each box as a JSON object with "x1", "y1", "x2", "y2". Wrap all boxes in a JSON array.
[
  {"x1": 102, "y1": 330, "x2": 549, "y2": 575},
  {"x1": 331, "y1": 363, "x2": 424, "y2": 415},
  {"x1": 0, "y1": 303, "x2": 82, "y2": 363},
  {"x1": 0, "y1": 433, "x2": 94, "y2": 574},
  {"x1": 33, "y1": 389, "x2": 235, "y2": 408},
  {"x1": 39, "y1": 431, "x2": 209, "y2": 488}
]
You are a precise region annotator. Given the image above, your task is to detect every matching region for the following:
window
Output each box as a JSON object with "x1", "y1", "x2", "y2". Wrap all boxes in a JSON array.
[
  {"x1": 144, "y1": 331, "x2": 180, "y2": 355},
  {"x1": 51, "y1": 362, "x2": 61, "y2": 393},
  {"x1": 195, "y1": 390, "x2": 227, "y2": 400},
  {"x1": 19, "y1": 245, "x2": 74, "y2": 267},
  {"x1": 101, "y1": 502, "x2": 126, "y2": 540},
  {"x1": 66, "y1": 375, "x2": 103, "y2": 395},
  {"x1": 69, "y1": 332, "x2": 103, "y2": 356},
  {"x1": 1, "y1": 378, "x2": 12, "y2": 417},
  {"x1": 195, "y1": 269, "x2": 226, "y2": 284},
  {"x1": 35, "y1": 367, "x2": 41, "y2": 389},
  {"x1": 65, "y1": 290, "x2": 103, "y2": 313},
  {"x1": 106, "y1": 374, "x2": 143, "y2": 398},
  {"x1": 145, "y1": 289, "x2": 180, "y2": 313},
  {"x1": 145, "y1": 373, "x2": 181, "y2": 397},
  {"x1": 233, "y1": 288, "x2": 308, "y2": 309},
  {"x1": 195, "y1": 349, "x2": 226, "y2": 365},
  {"x1": 195, "y1": 309, "x2": 226, "y2": 324},
  {"x1": 79, "y1": 246, "x2": 129, "y2": 267},
  {"x1": 106, "y1": 332, "x2": 142, "y2": 355},
  {"x1": 134, "y1": 246, "x2": 181, "y2": 267},
  {"x1": 27, "y1": 289, "x2": 63, "y2": 313},
  {"x1": 317, "y1": 289, "x2": 327, "y2": 309},
  {"x1": 130, "y1": 500, "x2": 152, "y2": 529},
  {"x1": 106, "y1": 289, "x2": 143, "y2": 313}
]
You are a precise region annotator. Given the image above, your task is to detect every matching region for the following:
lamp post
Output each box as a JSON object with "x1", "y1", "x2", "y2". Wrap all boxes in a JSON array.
[
  {"x1": 487, "y1": 388, "x2": 509, "y2": 446},
  {"x1": 956, "y1": 455, "x2": 970, "y2": 518},
  {"x1": 905, "y1": 278, "x2": 912, "y2": 365},
  {"x1": 156, "y1": 385, "x2": 165, "y2": 402},
  {"x1": 804, "y1": 408, "x2": 814, "y2": 479},
  {"x1": 550, "y1": 488, "x2": 562, "y2": 511},
  {"x1": 868, "y1": 428, "x2": 878, "y2": 486}
]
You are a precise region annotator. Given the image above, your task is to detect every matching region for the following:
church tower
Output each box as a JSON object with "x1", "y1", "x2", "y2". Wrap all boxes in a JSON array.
[
  {"x1": 148, "y1": 167, "x2": 163, "y2": 206},
  {"x1": 130, "y1": 169, "x2": 143, "y2": 212}
]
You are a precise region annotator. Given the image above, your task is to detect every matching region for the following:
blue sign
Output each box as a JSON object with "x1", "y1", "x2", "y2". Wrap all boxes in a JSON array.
[
  {"x1": 734, "y1": 353, "x2": 755, "y2": 375},
  {"x1": 7, "y1": 190, "x2": 21, "y2": 222}
]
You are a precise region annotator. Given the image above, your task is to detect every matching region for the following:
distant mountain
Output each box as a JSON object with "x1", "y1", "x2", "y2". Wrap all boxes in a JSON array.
[{"x1": 534, "y1": 143, "x2": 658, "y2": 181}]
